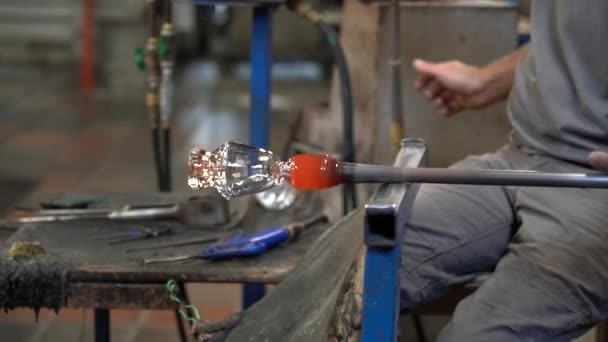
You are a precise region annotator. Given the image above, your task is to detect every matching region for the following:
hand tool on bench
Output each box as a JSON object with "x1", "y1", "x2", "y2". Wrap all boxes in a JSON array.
[
  {"x1": 125, "y1": 235, "x2": 222, "y2": 253},
  {"x1": 12, "y1": 205, "x2": 154, "y2": 216},
  {"x1": 97, "y1": 226, "x2": 173, "y2": 245},
  {"x1": 143, "y1": 214, "x2": 329, "y2": 264},
  {"x1": 1, "y1": 198, "x2": 230, "y2": 229}
]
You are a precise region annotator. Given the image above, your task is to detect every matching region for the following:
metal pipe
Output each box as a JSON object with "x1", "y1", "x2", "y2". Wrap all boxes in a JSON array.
[
  {"x1": 341, "y1": 163, "x2": 608, "y2": 188},
  {"x1": 145, "y1": 0, "x2": 164, "y2": 190},
  {"x1": 389, "y1": 0, "x2": 404, "y2": 152},
  {"x1": 158, "y1": 0, "x2": 173, "y2": 191},
  {"x1": 94, "y1": 309, "x2": 110, "y2": 342}
]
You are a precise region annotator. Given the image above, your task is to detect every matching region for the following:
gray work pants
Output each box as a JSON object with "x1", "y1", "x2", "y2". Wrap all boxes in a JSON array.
[{"x1": 400, "y1": 145, "x2": 608, "y2": 341}]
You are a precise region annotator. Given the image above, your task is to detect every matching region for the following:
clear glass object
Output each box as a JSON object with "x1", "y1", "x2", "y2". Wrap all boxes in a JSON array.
[
  {"x1": 188, "y1": 141, "x2": 293, "y2": 199},
  {"x1": 254, "y1": 180, "x2": 297, "y2": 210},
  {"x1": 188, "y1": 141, "x2": 342, "y2": 200}
]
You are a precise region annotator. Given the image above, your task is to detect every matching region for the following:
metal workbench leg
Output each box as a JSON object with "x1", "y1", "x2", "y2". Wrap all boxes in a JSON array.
[
  {"x1": 361, "y1": 139, "x2": 428, "y2": 342},
  {"x1": 243, "y1": 5, "x2": 273, "y2": 309},
  {"x1": 94, "y1": 308, "x2": 110, "y2": 342}
]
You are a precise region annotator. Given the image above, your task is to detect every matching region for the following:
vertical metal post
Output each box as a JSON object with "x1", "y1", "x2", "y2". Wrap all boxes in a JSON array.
[
  {"x1": 388, "y1": 0, "x2": 404, "y2": 153},
  {"x1": 249, "y1": 5, "x2": 272, "y2": 149},
  {"x1": 361, "y1": 139, "x2": 427, "y2": 342},
  {"x1": 80, "y1": 0, "x2": 95, "y2": 93},
  {"x1": 243, "y1": 5, "x2": 273, "y2": 309},
  {"x1": 94, "y1": 308, "x2": 110, "y2": 342}
]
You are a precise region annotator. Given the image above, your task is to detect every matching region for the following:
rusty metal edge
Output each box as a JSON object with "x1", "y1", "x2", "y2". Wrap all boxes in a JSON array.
[{"x1": 67, "y1": 264, "x2": 291, "y2": 285}]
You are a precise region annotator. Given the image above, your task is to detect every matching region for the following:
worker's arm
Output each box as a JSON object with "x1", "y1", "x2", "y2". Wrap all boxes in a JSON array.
[{"x1": 413, "y1": 45, "x2": 528, "y2": 116}]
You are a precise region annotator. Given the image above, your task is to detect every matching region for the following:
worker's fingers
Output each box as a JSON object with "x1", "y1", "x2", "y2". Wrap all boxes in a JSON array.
[
  {"x1": 413, "y1": 59, "x2": 443, "y2": 79},
  {"x1": 436, "y1": 89, "x2": 458, "y2": 104},
  {"x1": 414, "y1": 75, "x2": 432, "y2": 90},
  {"x1": 428, "y1": 90, "x2": 455, "y2": 117},
  {"x1": 433, "y1": 97, "x2": 445, "y2": 108},
  {"x1": 437, "y1": 107, "x2": 450, "y2": 117},
  {"x1": 423, "y1": 80, "x2": 443, "y2": 99},
  {"x1": 588, "y1": 151, "x2": 608, "y2": 172},
  {"x1": 432, "y1": 90, "x2": 451, "y2": 107},
  {"x1": 445, "y1": 98, "x2": 465, "y2": 116}
]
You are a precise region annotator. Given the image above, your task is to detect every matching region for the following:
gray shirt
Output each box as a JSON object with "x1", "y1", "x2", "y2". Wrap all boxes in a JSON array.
[{"x1": 508, "y1": 0, "x2": 608, "y2": 165}]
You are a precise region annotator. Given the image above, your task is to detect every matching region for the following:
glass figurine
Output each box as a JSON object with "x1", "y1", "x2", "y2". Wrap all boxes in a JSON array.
[{"x1": 188, "y1": 141, "x2": 341, "y2": 199}]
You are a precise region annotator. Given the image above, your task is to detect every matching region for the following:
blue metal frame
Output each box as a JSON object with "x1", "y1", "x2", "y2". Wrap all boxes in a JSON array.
[
  {"x1": 243, "y1": 5, "x2": 273, "y2": 309},
  {"x1": 249, "y1": 6, "x2": 272, "y2": 149},
  {"x1": 361, "y1": 139, "x2": 428, "y2": 342}
]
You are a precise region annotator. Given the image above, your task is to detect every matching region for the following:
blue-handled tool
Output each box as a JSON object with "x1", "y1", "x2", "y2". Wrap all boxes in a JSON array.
[
  {"x1": 98, "y1": 226, "x2": 173, "y2": 245},
  {"x1": 200, "y1": 226, "x2": 290, "y2": 260},
  {"x1": 143, "y1": 214, "x2": 328, "y2": 264}
]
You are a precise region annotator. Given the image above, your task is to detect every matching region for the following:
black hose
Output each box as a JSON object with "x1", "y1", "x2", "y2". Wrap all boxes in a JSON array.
[
  {"x1": 162, "y1": 127, "x2": 172, "y2": 191},
  {"x1": 317, "y1": 22, "x2": 358, "y2": 214},
  {"x1": 151, "y1": 126, "x2": 172, "y2": 192},
  {"x1": 152, "y1": 128, "x2": 165, "y2": 191}
]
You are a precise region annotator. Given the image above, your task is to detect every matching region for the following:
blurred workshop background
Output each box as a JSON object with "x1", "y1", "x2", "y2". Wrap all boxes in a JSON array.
[{"x1": 1, "y1": 0, "x2": 598, "y2": 341}]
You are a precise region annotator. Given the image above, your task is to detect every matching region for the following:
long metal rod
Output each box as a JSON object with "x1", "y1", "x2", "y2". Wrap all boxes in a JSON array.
[
  {"x1": 342, "y1": 163, "x2": 608, "y2": 188},
  {"x1": 389, "y1": 0, "x2": 404, "y2": 152}
]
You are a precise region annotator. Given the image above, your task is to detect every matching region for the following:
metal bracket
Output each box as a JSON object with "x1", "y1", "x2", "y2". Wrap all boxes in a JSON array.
[{"x1": 361, "y1": 138, "x2": 428, "y2": 342}]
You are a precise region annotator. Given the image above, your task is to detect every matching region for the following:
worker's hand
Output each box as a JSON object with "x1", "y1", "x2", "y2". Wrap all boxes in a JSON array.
[
  {"x1": 413, "y1": 59, "x2": 491, "y2": 117},
  {"x1": 588, "y1": 151, "x2": 608, "y2": 172}
]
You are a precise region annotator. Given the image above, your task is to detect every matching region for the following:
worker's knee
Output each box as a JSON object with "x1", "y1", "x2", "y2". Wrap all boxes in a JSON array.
[{"x1": 436, "y1": 256, "x2": 600, "y2": 342}]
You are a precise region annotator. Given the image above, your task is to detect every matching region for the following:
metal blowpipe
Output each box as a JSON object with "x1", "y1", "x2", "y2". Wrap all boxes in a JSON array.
[{"x1": 340, "y1": 163, "x2": 608, "y2": 188}]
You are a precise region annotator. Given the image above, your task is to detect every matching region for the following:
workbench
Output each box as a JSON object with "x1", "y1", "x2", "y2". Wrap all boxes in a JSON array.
[{"x1": 0, "y1": 191, "x2": 327, "y2": 333}]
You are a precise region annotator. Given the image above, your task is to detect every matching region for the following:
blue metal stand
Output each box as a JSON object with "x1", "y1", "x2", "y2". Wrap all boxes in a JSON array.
[
  {"x1": 249, "y1": 5, "x2": 272, "y2": 149},
  {"x1": 361, "y1": 139, "x2": 428, "y2": 342},
  {"x1": 243, "y1": 5, "x2": 273, "y2": 309}
]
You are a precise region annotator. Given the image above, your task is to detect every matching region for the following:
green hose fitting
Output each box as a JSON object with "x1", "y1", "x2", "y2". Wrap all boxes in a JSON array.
[
  {"x1": 158, "y1": 36, "x2": 170, "y2": 60},
  {"x1": 135, "y1": 47, "x2": 145, "y2": 71}
]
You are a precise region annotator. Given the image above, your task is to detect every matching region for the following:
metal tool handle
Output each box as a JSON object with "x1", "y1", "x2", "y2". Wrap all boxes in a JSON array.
[
  {"x1": 30, "y1": 208, "x2": 116, "y2": 216},
  {"x1": 108, "y1": 205, "x2": 179, "y2": 220},
  {"x1": 144, "y1": 254, "x2": 194, "y2": 264},
  {"x1": 4, "y1": 213, "x2": 108, "y2": 224},
  {"x1": 126, "y1": 235, "x2": 221, "y2": 253},
  {"x1": 30, "y1": 204, "x2": 173, "y2": 217},
  {"x1": 341, "y1": 163, "x2": 608, "y2": 188},
  {"x1": 286, "y1": 214, "x2": 329, "y2": 239},
  {"x1": 299, "y1": 213, "x2": 329, "y2": 228}
]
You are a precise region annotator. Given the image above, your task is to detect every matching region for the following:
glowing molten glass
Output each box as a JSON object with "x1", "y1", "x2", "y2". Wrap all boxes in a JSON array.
[{"x1": 289, "y1": 154, "x2": 341, "y2": 190}]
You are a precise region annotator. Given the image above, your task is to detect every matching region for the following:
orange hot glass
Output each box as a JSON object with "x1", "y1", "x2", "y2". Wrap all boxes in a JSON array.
[{"x1": 289, "y1": 154, "x2": 342, "y2": 190}]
